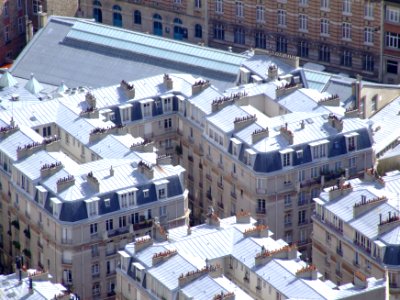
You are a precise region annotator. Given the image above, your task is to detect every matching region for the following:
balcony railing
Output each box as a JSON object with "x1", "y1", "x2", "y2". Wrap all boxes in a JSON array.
[
  {"x1": 206, "y1": 174, "x2": 212, "y2": 182},
  {"x1": 217, "y1": 182, "x2": 224, "y2": 190},
  {"x1": 313, "y1": 214, "x2": 343, "y2": 236},
  {"x1": 231, "y1": 191, "x2": 237, "y2": 199},
  {"x1": 335, "y1": 269, "x2": 342, "y2": 278},
  {"x1": 336, "y1": 247, "x2": 343, "y2": 256},
  {"x1": 132, "y1": 220, "x2": 153, "y2": 231},
  {"x1": 206, "y1": 191, "x2": 212, "y2": 201},
  {"x1": 284, "y1": 222, "x2": 292, "y2": 228},
  {"x1": 256, "y1": 208, "x2": 266, "y2": 215},
  {"x1": 61, "y1": 238, "x2": 73, "y2": 245}
]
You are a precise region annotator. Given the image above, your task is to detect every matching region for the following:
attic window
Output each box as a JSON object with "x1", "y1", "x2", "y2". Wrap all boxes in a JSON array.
[
  {"x1": 143, "y1": 189, "x2": 149, "y2": 198},
  {"x1": 296, "y1": 150, "x2": 303, "y2": 159},
  {"x1": 104, "y1": 198, "x2": 110, "y2": 207}
]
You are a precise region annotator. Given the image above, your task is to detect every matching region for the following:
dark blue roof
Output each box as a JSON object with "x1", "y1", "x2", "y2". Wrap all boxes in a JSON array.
[
  {"x1": 253, "y1": 151, "x2": 282, "y2": 173},
  {"x1": 292, "y1": 145, "x2": 312, "y2": 166},
  {"x1": 60, "y1": 201, "x2": 88, "y2": 222},
  {"x1": 167, "y1": 175, "x2": 183, "y2": 197},
  {"x1": 384, "y1": 246, "x2": 400, "y2": 265},
  {"x1": 357, "y1": 127, "x2": 372, "y2": 150},
  {"x1": 98, "y1": 193, "x2": 120, "y2": 215}
]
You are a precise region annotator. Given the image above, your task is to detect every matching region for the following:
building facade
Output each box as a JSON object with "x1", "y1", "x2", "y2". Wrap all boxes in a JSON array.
[
  {"x1": 81, "y1": 0, "x2": 388, "y2": 82},
  {"x1": 116, "y1": 212, "x2": 387, "y2": 300},
  {"x1": 0, "y1": 84, "x2": 189, "y2": 299},
  {"x1": 312, "y1": 169, "x2": 400, "y2": 299}
]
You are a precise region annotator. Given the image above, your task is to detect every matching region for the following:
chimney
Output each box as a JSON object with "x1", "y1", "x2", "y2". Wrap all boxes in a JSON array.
[
  {"x1": 318, "y1": 94, "x2": 340, "y2": 107},
  {"x1": 85, "y1": 92, "x2": 96, "y2": 109},
  {"x1": 300, "y1": 120, "x2": 305, "y2": 129},
  {"x1": 354, "y1": 270, "x2": 368, "y2": 289},
  {"x1": 156, "y1": 154, "x2": 172, "y2": 165},
  {"x1": 243, "y1": 224, "x2": 269, "y2": 238},
  {"x1": 328, "y1": 182, "x2": 352, "y2": 201},
  {"x1": 251, "y1": 127, "x2": 269, "y2": 144},
  {"x1": 120, "y1": 80, "x2": 135, "y2": 99},
  {"x1": 328, "y1": 114, "x2": 343, "y2": 132},
  {"x1": 152, "y1": 249, "x2": 177, "y2": 266},
  {"x1": 233, "y1": 114, "x2": 257, "y2": 131},
  {"x1": 353, "y1": 195, "x2": 387, "y2": 218},
  {"x1": 39, "y1": 11, "x2": 47, "y2": 29},
  {"x1": 206, "y1": 206, "x2": 220, "y2": 227},
  {"x1": 40, "y1": 162, "x2": 62, "y2": 178},
  {"x1": 138, "y1": 161, "x2": 154, "y2": 179},
  {"x1": 280, "y1": 123, "x2": 294, "y2": 145},
  {"x1": 236, "y1": 210, "x2": 251, "y2": 224},
  {"x1": 254, "y1": 244, "x2": 297, "y2": 266},
  {"x1": 163, "y1": 74, "x2": 173, "y2": 90},
  {"x1": 192, "y1": 80, "x2": 211, "y2": 95},
  {"x1": 87, "y1": 172, "x2": 100, "y2": 193},
  {"x1": 211, "y1": 91, "x2": 247, "y2": 113},
  {"x1": 110, "y1": 166, "x2": 114, "y2": 177},
  {"x1": 268, "y1": 64, "x2": 278, "y2": 80},
  {"x1": 56, "y1": 175, "x2": 75, "y2": 193},
  {"x1": 26, "y1": 19, "x2": 33, "y2": 43},
  {"x1": 378, "y1": 211, "x2": 400, "y2": 235},
  {"x1": 296, "y1": 264, "x2": 318, "y2": 280},
  {"x1": 134, "y1": 236, "x2": 153, "y2": 253},
  {"x1": 178, "y1": 265, "x2": 222, "y2": 287}
]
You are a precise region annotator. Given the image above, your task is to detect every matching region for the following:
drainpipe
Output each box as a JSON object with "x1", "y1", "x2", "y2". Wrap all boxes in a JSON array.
[{"x1": 379, "y1": 1, "x2": 384, "y2": 83}]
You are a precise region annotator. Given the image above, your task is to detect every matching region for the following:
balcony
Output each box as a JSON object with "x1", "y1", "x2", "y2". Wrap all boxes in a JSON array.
[
  {"x1": 297, "y1": 199, "x2": 308, "y2": 207},
  {"x1": 188, "y1": 155, "x2": 194, "y2": 162},
  {"x1": 256, "y1": 208, "x2": 266, "y2": 215},
  {"x1": 62, "y1": 258, "x2": 72, "y2": 266},
  {"x1": 61, "y1": 238, "x2": 73, "y2": 245},
  {"x1": 298, "y1": 219, "x2": 309, "y2": 226},
  {"x1": 92, "y1": 272, "x2": 100, "y2": 279},
  {"x1": 313, "y1": 214, "x2": 343, "y2": 236},
  {"x1": 231, "y1": 171, "x2": 237, "y2": 180},
  {"x1": 297, "y1": 238, "x2": 311, "y2": 247},
  {"x1": 256, "y1": 188, "x2": 266, "y2": 195},
  {"x1": 231, "y1": 191, "x2": 237, "y2": 199},
  {"x1": 336, "y1": 247, "x2": 343, "y2": 256},
  {"x1": 132, "y1": 220, "x2": 153, "y2": 231},
  {"x1": 284, "y1": 222, "x2": 292, "y2": 228},
  {"x1": 217, "y1": 202, "x2": 224, "y2": 209},
  {"x1": 353, "y1": 240, "x2": 371, "y2": 255},
  {"x1": 206, "y1": 191, "x2": 212, "y2": 202}
]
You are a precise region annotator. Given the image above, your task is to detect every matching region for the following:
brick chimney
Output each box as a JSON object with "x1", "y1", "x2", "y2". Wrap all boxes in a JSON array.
[
  {"x1": 280, "y1": 123, "x2": 294, "y2": 145},
  {"x1": 152, "y1": 249, "x2": 177, "y2": 266},
  {"x1": 328, "y1": 114, "x2": 343, "y2": 132},
  {"x1": 233, "y1": 114, "x2": 257, "y2": 131},
  {"x1": 40, "y1": 162, "x2": 62, "y2": 178},
  {"x1": 192, "y1": 80, "x2": 211, "y2": 95},
  {"x1": 134, "y1": 236, "x2": 153, "y2": 253},
  {"x1": 120, "y1": 79, "x2": 135, "y2": 99},
  {"x1": 56, "y1": 175, "x2": 75, "y2": 193},
  {"x1": 236, "y1": 210, "x2": 251, "y2": 224},
  {"x1": 251, "y1": 127, "x2": 269, "y2": 144},
  {"x1": 163, "y1": 74, "x2": 173, "y2": 90},
  {"x1": 138, "y1": 160, "x2": 154, "y2": 179},
  {"x1": 296, "y1": 264, "x2": 318, "y2": 280},
  {"x1": 243, "y1": 224, "x2": 269, "y2": 238}
]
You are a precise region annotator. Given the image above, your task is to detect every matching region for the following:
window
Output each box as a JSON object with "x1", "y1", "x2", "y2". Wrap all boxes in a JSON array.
[
  {"x1": 195, "y1": 0, "x2": 201, "y2": 8},
  {"x1": 284, "y1": 213, "x2": 292, "y2": 226},
  {"x1": 17, "y1": 0, "x2": 23, "y2": 10},
  {"x1": 236, "y1": 2, "x2": 244, "y2": 18},
  {"x1": 387, "y1": 60, "x2": 398, "y2": 74},
  {"x1": 312, "y1": 144, "x2": 326, "y2": 159},
  {"x1": 387, "y1": 7, "x2": 400, "y2": 23},
  {"x1": 299, "y1": 14, "x2": 308, "y2": 31},
  {"x1": 18, "y1": 17, "x2": 24, "y2": 34},
  {"x1": 299, "y1": 0, "x2": 308, "y2": 6},
  {"x1": 320, "y1": 19, "x2": 329, "y2": 35},
  {"x1": 298, "y1": 210, "x2": 306, "y2": 225},
  {"x1": 298, "y1": 169, "x2": 306, "y2": 182},
  {"x1": 255, "y1": 32, "x2": 266, "y2": 49},
  {"x1": 386, "y1": 32, "x2": 400, "y2": 50},
  {"x1": 43, "y1": 126, "x2": 51, "y2": 137},
  {"x1": 112, "y1": 5, "x2": 123, "y2": 27},
  {"x1": 92, "y1": 283, "x2": 100, "y2": 296},
  {"x1": 297, "y1": 41, "x2": 309, "y2": 58},
  {"x1": 342, "y1": 0, "x2": 351, "y2": 14},
  {"x1": 234, "y1": 28, "x2": 245, "y2": 44},
  {"x1": 92, "y1": 263, "x2": 100, "y2": 276},
  {"x1": 349, "y1": 156, "x2": 356, "y2": 168},
  {"x1": 164, "y1": 118, "x2": 172, "y2": 129},
  {"x1": 214, "y1": 24, "x2": 224, "y2": 40},
  {"x1": 159, "y1": 206, "x2": 167, "y2": 216},
  {"x1": 256, "y1": 6, "x2": 265, "y2": 23},
  {"x1": 134, "y1": 10, "x2": 141, "y2": 24},
  {"x1": 195, "y1": 24, "x2": 202, "y2": 38},
  {"x1": 341, "y1": 50, "x2": 352, "y2": 67},
  {"x1": 298, "y1": 192, "x2": 307, "y2": 206},
  {"x1": 278, "y1": 10, "x2": 286, "y2": 26},
  {"x1": 257, "y1": 199, "x2": 266, "y2": 214},
  {"x1": 158, "y1": 188, "x2": 166, "y2": 199},
  {"x1": 143, "y1": 189, "x2": 149, "y2": 197},
  {"x1": 319, "y1": 45, "x2": 330, "y2": 62},
  {"x1": 365, "y1": 2, "x2": 374, "y2": 19},
  {"x1": 153, "y1": 14, "x2": 162, "y2": 36},
  {"x1": 276, "y1": 36, "x2": 287, "y2": 53},
  {"x1": 106, "y1": 219, "x2": 113, "y2": 231},
  {"x1": 93, "y1": 0, "x2": 102, "y2": 23},
  {"x1": 143, "y1": 102, "x2": 152, "y2": 117},
  {"x1": 63, "y1": 270, "x2": 72, "y2": 284},
  {"x1": 3, "y1": 2, "x2": 9, "y2": 17},
  {"x1": 311, "y1": 167, "x2": 319, "y2": 178},
  {"x1": 364, "y1": 27, "x2": 373, "y2": 44},
  {"x1": 119, "y1": 216, "x2": 127, "y2": 228},
  {"x1": 362, "y1": 54, "x2": 374, "y2": 72},
  {"x1": 215, "y1": 0, "x2": 223, "y2": 13},
  {"x1": 320, "y1": 0, "x2": 329, "y2": 10},
  {"x1": 33, "y1": 0, "x2": 40, "y2": 14},
  {"x1": 342, "y1": 23, "x2": 352, "y2": 40},
  {"x1": 284, "y1": 194, "x2": 291, "y2": 207},
  {"x1": 90, "y1": 223, "x2": 98, "y2": 235},
  {"x1": 282, "y1": 152, "x2": 291, "y2": 167}
]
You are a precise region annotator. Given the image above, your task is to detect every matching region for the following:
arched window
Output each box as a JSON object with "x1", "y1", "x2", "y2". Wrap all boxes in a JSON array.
[
  {"x1": 133, "y1": 10, "x2": 141, "y2": 25},
  {"x1": 92, "y1": 0, "x2": 102, "y2": 23},
  {"x1": 194, "y1": 24, "x2": 202, "y2": 38},
  {"x1": 113, "y1": 5, "x2": 123, "y2": 27},
  {"x1": 153, "y1": 14, "x2": 162, "y2": 36},
  {"x1": 173, "y1": 18, "x2": 186, "y2": 40}
]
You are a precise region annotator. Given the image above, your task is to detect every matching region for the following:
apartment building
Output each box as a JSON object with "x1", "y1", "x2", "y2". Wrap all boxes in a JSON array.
[
  {"x1": 312, "y1": 169, "x2": 400, "y2": 299},
  {"x1": 0, "y1": 82, "x2": 189, "y2": 299},
  {"x1": 0, "y1": 0, "x2": 27, "y2": 66},
  {"x1": 0, "y1": 268, "x2": 74, "y2": 299},
  {"x1": 81, "y1": 0, "x2": 386, "y2": 82},
  {"x1": 116, "y1": 212, "x2": 387, "y2": 300}
]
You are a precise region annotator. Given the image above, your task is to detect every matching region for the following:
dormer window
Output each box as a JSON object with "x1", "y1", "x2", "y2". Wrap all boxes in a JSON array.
[
  {"x1": 140, "y1": 99, "x2": 154, "y2": 118},
  {"x1": 117, "y1": 188, "x2": 137, "y2": 207},
  {"x1": 85, "y1": 197, "x2": 100, "y2": 217},
  {"x1": 231, "y1": 138, "x2": 241, "y2": 157},
  {"x1": 345, "y1": 132, "x2": 359, "y2": 152},
  {"x1": 50, "y1": 197, "x2": 62, "y2": 218},
  {"x1": 154, "y1": 179, "x2": 169, "y2": 200},
  {"x1": 119, "y1": 104, "x2": 132, "y2": 122},
  {"x1": 309, "y1": 140, "x2": 328, "y2": 159},
  {"x1": 143, "y1": 189, "x2": 149, "y2": 198},
  {"x1": 161, "y1": 95, "x2": 173, "y2": 112},
  {"x1": 280, "y1": 148, "x2": 294, "y2": 167},
  {"x1": 158, "y1": 188, "x2": 166, "y2": 199}
]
